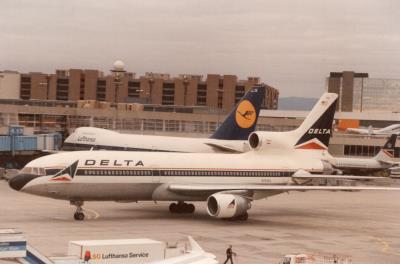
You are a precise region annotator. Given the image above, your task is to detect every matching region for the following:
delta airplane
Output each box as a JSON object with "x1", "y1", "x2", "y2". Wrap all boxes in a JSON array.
[
  {"x1": 324, "y1": 134, "x2": 398, "y2": 175},
  {"x1": 247, "y1": 95, "x2": 397, "y2": 176},
  {"x1": 246, "y1": 92, "x2": 338, "y2": 155},
  {"x1": 63, "y1": 86, "x2": 266, "y2": 153},
  {"x1": 9, "y1": 93, "x2": 399, "y2": 221},
  {"x1": 347, "y1": 124, "x2": 400, "y2": 136}
]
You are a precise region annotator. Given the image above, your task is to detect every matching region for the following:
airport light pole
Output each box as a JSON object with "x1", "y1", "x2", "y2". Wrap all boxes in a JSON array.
[{"x1": 111, "y1": 60, "x2": 126, "y2": 130}]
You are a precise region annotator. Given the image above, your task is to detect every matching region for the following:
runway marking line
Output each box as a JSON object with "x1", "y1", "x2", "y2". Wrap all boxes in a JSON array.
[
  {"x1": 83, "y1": 208, "x2": 100, "y2": 220},
  {"x1": 370, "y1": 236, "x2": 400, "y2": 256}
]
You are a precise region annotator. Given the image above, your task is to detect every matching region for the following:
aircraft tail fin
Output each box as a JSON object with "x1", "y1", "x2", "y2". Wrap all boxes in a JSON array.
[
  {"x1": 210, "y1": 85, "x2": 265, "y2": 140},
  {"x1": 375, "y1": 134, "x2": 397, "y2": 162},
  {"x1": 292, "y1": 93, "x2": 338, "y2": 150}
]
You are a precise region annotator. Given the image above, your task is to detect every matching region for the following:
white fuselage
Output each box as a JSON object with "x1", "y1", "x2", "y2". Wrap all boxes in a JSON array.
[
  {"x1": 347, "y1": 124, "x2": 400, "y2": 135},
  {"x1": 329, "y1": 156, "x2": 389, "y2": 171},
  {"x1": 64, "y1": 127, "x2": 249, "y2": 153},
  {"x1": 18, "y1": 150, "x2": 325, "y2": 202}
]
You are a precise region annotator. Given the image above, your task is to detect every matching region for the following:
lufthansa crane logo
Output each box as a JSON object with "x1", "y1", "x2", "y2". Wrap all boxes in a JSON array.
[{"x1": 235, "y1": 100, "x2": 256, "y2": 128}]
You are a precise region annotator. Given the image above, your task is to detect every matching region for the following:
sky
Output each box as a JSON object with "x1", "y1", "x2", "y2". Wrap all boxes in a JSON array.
[{"x1": 1, "y1": 0, "x2": 400, "y2": 97}]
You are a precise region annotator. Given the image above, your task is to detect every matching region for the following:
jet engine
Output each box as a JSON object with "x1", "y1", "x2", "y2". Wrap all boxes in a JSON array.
[
  {"x1": 206, "y1": 193, "x2": 250, "y2": 220},
  {"x1": 248, "y1": 132, "x2": 265, "y2": 150}
]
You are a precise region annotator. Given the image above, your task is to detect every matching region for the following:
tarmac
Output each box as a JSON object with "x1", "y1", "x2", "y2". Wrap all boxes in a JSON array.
[{"x1": 0, "y1": 179, "x2": 399, "y2": 264}]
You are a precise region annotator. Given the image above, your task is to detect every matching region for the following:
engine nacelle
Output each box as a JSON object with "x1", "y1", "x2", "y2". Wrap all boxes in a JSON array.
[
  {"x1": 248, "y1": 131, "x2": 295, "y2": 151},
  {"x1": 248, "y1": 132, "x2": 266, "y2": 150},
  {"x1": 206, "y1": 193, "x2": 250, "y2": 219}
]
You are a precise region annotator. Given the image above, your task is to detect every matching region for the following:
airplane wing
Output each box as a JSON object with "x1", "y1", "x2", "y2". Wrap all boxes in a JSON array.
[
  {"x1": 291, "y1": 174, "x2": 384, "y2": 180},
  {"x1": 291, "y1": 170, "x2": 384, "y2": 180},
  {"x1": 168, "y1": 184, "x2": 400, "y2": 194}
]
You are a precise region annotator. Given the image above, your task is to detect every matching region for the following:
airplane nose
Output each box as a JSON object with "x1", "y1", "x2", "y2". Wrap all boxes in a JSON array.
[{"x1": 9, "y1": 174, "x2": 39, "y2": 191}]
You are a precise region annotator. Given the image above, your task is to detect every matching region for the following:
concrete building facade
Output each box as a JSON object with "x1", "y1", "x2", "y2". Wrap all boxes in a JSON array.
[
  {"x1": 0, "y1": 71, "x2": 21, "y2": 99},
  {"x1": 327, "y1": 71, "x2": 400, "y2": 112},
  {"x1": 2, "y1": 69, "x2": 279, "y2": 112}
]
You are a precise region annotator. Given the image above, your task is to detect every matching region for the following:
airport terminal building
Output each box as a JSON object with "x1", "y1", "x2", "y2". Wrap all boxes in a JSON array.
[
  {"x1": 1, "y1": 69, "x2": 400, "y2": 168},
  {"x1": 328, "y1": 71, "x2": 400, "y2": 112}
]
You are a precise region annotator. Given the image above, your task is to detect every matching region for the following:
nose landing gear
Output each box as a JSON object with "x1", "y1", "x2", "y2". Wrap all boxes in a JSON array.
[
  {"x1": 71, "y1": 201, "x2": 85, "y2": 221},
  {"x1": 169, "y1": 202, "x2": 195, "y2": 214}
]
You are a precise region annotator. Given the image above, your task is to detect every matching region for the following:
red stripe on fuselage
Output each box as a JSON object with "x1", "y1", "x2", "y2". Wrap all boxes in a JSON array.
[
  {"x1": 50, "y1": 176, "x2": 71, "y2": 182},
  {"x1": 383, "y1": 150, "x2": 394, "y2": 158}
]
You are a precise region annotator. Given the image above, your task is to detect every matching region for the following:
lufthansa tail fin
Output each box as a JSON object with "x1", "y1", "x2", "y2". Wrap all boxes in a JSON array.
[
  {"x1": 292, "y1": 93, "x2": 338, "y2": 150},
  {"x1": 375, "y1": 134, "x2": 397, "y2": 162},
  {"x1": 210, "y1": 85, "x2": 265, "y2": 140}
]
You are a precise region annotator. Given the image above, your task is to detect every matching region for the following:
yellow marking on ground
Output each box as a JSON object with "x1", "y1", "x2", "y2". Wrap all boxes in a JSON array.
[
  {"x1": 83, "y1": 208, "x2": 100, "y2": 220},
  {"x1": 370, "y1": 236, "x2": 400, "y2": 256}
]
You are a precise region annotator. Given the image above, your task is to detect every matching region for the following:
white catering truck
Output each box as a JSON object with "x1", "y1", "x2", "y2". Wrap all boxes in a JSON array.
[
  {"x1": 68, "y1": 238, "x2": 165, "y2": 264},
  {"x1": 67, "y1": 236, "x2": 217, "y2": 264}
]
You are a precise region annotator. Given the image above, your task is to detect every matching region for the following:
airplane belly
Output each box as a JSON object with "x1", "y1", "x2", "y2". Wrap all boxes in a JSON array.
[{"x1": 26, "y1": 182, "x2": 158, "y2": 201}]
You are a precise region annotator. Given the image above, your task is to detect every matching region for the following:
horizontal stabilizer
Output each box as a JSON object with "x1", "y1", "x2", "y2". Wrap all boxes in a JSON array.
[{"x1": 204, "y1": 143, "x2": 244, "y2": 153}]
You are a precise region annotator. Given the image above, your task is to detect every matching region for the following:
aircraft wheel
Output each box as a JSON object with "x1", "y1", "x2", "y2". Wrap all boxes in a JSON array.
[
  {"x1": 74, "y1": 212, "x2": 85, "y2": 221},
  {"x1": 237, "y1": 212, "x2": 248, "y2": 221},
  {"x1": 169, "y1": 203, "x2": 178, "y2": 213},
  {"x1": 187, "y1": 204, "x2": 195, "y2": 214},
  {"x1": 179, "y1": 203, "x2": 194, "y2": 214},
  {"x1": 177, "y1": 202, "x2": 186, "y2": 213}
]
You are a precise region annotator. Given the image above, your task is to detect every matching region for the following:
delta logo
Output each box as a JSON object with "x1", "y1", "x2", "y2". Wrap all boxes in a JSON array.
[
  {"x1": 294, "y1": 138, "x2": 328, "y2": 150},
  {"x1": 227, "y1": 199, "x2": 236, "y2": 209},
  {"x1": 50, "y1": 160, "x2": 79, "y2": 182},
  {"x1": 308, "y1": 128, "x2": 331, "y2": 135},
  {"x1": 235, "y1": 100, "x2": 256, "y2": 129}
]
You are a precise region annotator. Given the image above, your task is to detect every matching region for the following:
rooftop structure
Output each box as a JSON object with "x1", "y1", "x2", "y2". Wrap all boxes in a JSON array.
[{"x1": 1, "y1": 69, "x2": 279, "y2": 112}]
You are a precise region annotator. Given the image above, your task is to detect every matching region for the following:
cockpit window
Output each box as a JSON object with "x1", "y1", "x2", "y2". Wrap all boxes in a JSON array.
[
  {"x1": 21, "y1": 167, "x2": 33, "y2": 174},
  {"x1": 45, "y1": 168, "x2": 62, "y2": 176},
  {"x1": 20, "y1": 167, "x2": 45, "y2": 176}
]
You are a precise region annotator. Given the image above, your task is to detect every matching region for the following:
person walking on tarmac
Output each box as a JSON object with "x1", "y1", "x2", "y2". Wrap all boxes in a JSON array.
[{"x1": 224, "y1": 245, "x2": 236, "y2": 264}]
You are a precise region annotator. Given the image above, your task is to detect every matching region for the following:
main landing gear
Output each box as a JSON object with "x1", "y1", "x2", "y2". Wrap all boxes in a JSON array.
[
  {"x1": 232, "y1": 212, "x2": 248, "y2": 221},
  {"x1": 71, "y1": 201, "x2": 85, "y2": 221},
  {"x1": 169, "y1": 202, "x2": 195, "y2": 214}
]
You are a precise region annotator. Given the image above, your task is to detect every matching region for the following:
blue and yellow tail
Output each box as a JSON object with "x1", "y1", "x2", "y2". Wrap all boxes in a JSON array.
[{"x1": 210, "y1": 85, "x2": 265, "y2": 140}]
